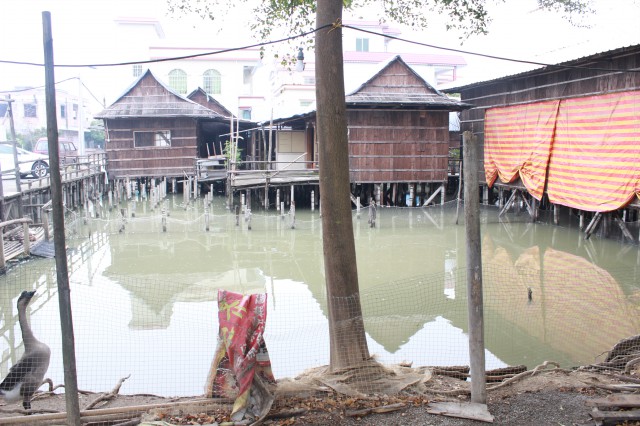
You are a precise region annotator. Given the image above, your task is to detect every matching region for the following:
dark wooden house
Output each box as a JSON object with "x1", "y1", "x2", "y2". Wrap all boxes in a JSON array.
[
  {"x1": 443, "y1": 44, "x2": 640, "y2": 237},
  {"x1": 95, "y1": 70, "x2": 252, "y2": 186},
  {"x1": 266, "y1": 56, "x2": 471, "y2": 207}
]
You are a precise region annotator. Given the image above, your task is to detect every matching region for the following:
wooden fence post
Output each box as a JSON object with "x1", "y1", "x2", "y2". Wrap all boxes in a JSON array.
[{"x1": 463, "y1": 130, "x2": 487, "y2": 404}]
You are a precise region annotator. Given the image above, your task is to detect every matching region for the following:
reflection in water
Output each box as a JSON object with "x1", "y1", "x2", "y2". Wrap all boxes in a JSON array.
[{"x1": 0, "y1": 196, "x2": 638, "y2": 396}]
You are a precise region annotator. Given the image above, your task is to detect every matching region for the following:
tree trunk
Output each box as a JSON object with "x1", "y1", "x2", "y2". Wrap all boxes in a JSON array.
[{"x1": 315, "y1": 0, "x2": 370, "y2": 370}]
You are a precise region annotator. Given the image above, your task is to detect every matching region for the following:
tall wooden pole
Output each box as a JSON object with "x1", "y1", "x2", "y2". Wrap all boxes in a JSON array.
[
  {"x1": 43, "y1": 12, "x2": 82, "y2": 425},
  {"x1": 462, "y1": 131, "x2": 487, "y2": 403}
]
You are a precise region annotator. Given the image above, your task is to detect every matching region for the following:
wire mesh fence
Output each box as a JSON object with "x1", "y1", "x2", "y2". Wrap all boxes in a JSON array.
[
  {"x1": 1, "y1": 264, "x2": 638, "y2": 398},
  {"x1": 0, "y1": 196, "x2": 638, "y2": 423}
]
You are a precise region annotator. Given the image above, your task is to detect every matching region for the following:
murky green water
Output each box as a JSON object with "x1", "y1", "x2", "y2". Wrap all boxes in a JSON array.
[{"x1": 1, "y1": 195, "x2": 638, "y2": 396}]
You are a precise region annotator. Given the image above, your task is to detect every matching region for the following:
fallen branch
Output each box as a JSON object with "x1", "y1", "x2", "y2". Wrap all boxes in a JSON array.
[
  {"x1": 428, "y1": 361, "x2": 563, "y2": 396},
  {"x1": 85, "y1": 374, "x2": 131, "y2": 410},
  {"x1": 345, "y1": 402, "x2": 406, "y2": 417}
]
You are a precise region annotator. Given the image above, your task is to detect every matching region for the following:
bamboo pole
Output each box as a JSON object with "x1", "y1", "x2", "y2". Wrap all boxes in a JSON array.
[
  {"x1": 462, "y1": 131, "x2": 487, "y2": 404},
  {"x1": 43, "y1": 11, "x2": 81, "y2": 425}
]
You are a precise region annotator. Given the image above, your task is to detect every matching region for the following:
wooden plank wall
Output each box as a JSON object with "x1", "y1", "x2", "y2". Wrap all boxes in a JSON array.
[
  {"x1": 347, "y1": 109, "x2": 449, "y2": 183},
  {"x1": 455, "y1": 48, "x2": 640, "y2": 183},
  {"x1": 105, "y1": 117, "x2": 198, "y2": 178}
]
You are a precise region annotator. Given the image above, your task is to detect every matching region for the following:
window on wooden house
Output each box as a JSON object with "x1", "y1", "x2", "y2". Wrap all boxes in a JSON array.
[
  {"x1": 134, "y1": 130, "x2": 171, "y2": 148},
  {"x1": 133, "y1": 64, "x2": 143, "y2": 77},
  {"x1": 203, "y1": 69, "x2": 221, "y2": 94},
  {"x1": 356, "y1": 38, "x2": 369, "y2": 52},
  {"x1": 24, "y1": 103, "x2": 37, "y2": 118},
  {"x1": 169, "y1": 69, "x2": 188, "y2": 94}
]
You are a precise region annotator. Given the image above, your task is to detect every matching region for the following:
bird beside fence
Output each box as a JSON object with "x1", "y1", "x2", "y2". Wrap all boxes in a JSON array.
[{"x1": 0, "y1": 290, "x2": 51, "y2": 413}]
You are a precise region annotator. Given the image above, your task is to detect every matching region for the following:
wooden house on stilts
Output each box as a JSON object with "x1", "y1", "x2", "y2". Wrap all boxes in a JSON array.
[
  {"x1": 249, "y1": 55, "x2": 471, "y2": 210},
  {"x1": 443, "y1": 44, "x2": 640, "y2": 241},
  {"x1": 95, "y1": 70, "x2": 254, "y2": 198}
]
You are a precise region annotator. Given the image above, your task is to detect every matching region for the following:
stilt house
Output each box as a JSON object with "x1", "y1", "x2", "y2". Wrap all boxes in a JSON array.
[
  {"x1": 95, "y1": 70, "x2": 253, "y2": 184},
  {"x1": 263, "y1": 56, "x2": 471, "y2": 207},
  {"x1": 443, "y1": 44, "x2": 640, "y2": 238}
]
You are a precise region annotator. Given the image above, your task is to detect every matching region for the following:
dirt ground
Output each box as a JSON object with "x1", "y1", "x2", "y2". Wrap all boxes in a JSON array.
[{"x1": 1, "y1": 368, "x2": 638, "y2": 426}]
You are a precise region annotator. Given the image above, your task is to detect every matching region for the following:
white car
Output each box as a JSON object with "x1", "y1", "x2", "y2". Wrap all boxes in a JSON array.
[{"x1": 0, "y1": 144, "x2": 50, "y2": 179}]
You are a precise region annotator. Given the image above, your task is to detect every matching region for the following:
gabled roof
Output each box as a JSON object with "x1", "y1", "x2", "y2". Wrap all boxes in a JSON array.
[
  {"x1": 95, "y1": 69, "x2": 224, "y2": 119},
  {"x1": 346, "y1": 55, "x2": 472, "y2": 111},
  {"x1": 187, "y1": 88, "x2": 234, "y2": 117}
]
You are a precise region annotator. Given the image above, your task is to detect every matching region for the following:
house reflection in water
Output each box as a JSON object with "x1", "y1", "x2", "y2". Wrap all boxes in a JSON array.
[{"x1": 481, "y1": 235, "x2": 640, "y2": 367}]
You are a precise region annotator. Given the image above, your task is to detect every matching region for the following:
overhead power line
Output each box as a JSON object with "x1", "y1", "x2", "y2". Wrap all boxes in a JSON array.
[{"x1": 0, "y1": 19, "x2": 637, "y2": 84}]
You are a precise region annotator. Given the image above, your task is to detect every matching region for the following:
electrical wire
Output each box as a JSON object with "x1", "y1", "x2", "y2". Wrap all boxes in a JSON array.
[
  {"x1": 341, "y1": 24, "x2": 640, "y2": 74},
  {"x1": 0, "y1": 19, "x2": 637, "y2": 99},
  {"x1": 0, "y1": 24, "x2": 330, "y2": 69},
  {"x1": 0, "y1": 21, "x2": 637, "y2": 74}
]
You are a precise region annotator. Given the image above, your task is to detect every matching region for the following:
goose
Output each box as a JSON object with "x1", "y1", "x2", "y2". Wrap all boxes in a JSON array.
[{"x1": 0, "y1": 290, "x2": 51, "y2": 412}]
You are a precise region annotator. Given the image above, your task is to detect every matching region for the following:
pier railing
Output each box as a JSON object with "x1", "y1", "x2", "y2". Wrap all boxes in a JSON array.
[{"x1": 0, "y1": 218, "x2": 34, "y2": 270}]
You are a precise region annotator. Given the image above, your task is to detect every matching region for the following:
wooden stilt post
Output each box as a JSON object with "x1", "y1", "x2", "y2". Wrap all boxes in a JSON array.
[
  {"x1": 290, "y1": 201, "x2": 295, "y2": 229},
  {"x1": 22, "y1": 222, "x2": 30, "y2": 256},
  {"x1": 585, "y1": 212, "x2": 602, "y2": 239},
  {"x1": 311, "y1": 190, "x2": 315, "y2": 211},
  {"x1": 368, "y1": 198, "x2": 377, "y2": 228},
  {"x1": 162, "y1": 204, "x2": 167, "y2": 232},
  {"x1": 409, "y1": 184, "x2": 415, "y2": 207},
  {"x1": 392, "y1": 183, "x2": 397, "y2": 206},
  {"x1": 462, "y1": 131, "x2": 487, "y2": 404},
  {"x1": 290, "y1": 184, "x2": 294, "y2": 207}
]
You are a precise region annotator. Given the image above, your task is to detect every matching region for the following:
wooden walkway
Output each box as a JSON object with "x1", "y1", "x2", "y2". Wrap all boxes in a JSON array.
[{"x1": 229, "y1": 169, "x2": 319, "y2": 191}]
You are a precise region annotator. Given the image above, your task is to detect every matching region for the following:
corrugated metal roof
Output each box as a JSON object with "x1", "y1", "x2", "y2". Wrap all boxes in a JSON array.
[
  {"x1": 95, "y1": 69, "x2": 223, "y2": 119},
  {"x1": 442, "y1": 44, "x2": 640, "y2": 93}
]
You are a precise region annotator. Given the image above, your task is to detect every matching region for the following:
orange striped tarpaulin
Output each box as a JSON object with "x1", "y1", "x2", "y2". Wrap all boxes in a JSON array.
[
  {"x1": 546, "y1": 91, "x2": 640, "y2": 212},
  {"x1": 484, "y1": 100, "x2": 560, "y2": 200},
  {"x1": 484, "y1": 90, "x2": 640, "y2": 211}
]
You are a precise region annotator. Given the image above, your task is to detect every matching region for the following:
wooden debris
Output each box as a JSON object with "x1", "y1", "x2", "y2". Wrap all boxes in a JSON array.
[
  {"x1": 588, "y1": 393, "x2": 640, "y2": 423},
  {"x1": 85, "y1": 374, "x2": 131, "y2": 410},
  {"x1": 345, "y1": 402, "x2": 406, "y2": 417},
  {"x1": 586, "y1": 394, "x2": 640, "y2": 408},
  {"x1": 431, "y1": 365, "x2": 528, "y2": 382},
  {"x1": 427, "y1": 401, "x2": 494, "y2": 423},
  {"x1": 590, "y1": 409, "x2": 640, "y2": 423}
]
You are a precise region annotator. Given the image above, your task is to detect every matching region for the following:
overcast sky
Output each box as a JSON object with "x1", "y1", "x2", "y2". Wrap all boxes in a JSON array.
[{"x1": 1, "y1": 0, "x2": 639, "y2": 98}]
